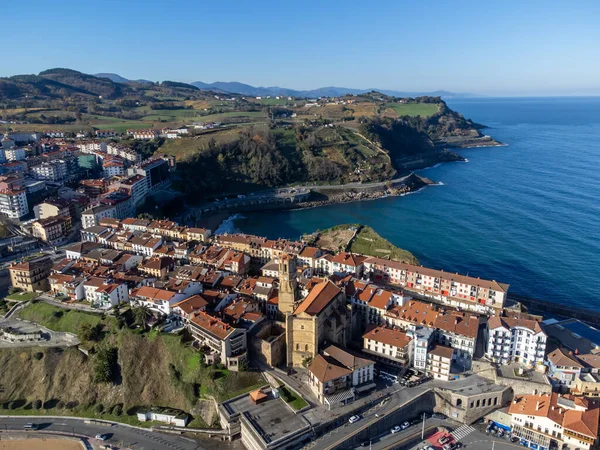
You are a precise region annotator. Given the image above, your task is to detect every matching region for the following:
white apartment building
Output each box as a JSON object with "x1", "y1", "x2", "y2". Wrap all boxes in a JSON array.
[
  {"x1": 31, "y1": 160, "x2": 68, "y2": 182},
  {"x1": 486, "y1": 317, "x2": 547, "y2": 367},
  {"x1": 82, "y1": 204, "x2": 117, "y2": 228},
  {"x1": 77, "y1": 140, "x2": 107, "y2": 154},
  {"x1": 0, "y1": 188, "x2": 29, "y2": 219},
  {"x1": 5, "y1": 147, "x2": 26, "y2": 161}
]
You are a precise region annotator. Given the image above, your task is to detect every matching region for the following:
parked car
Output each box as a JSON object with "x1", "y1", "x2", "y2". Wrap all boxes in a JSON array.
[
  {"x1": 401, "y1": 421, "x2": 410, "y2": 430},
  {"x1": 23, "y1": 423, "x2": 38, "y2": 430},
  {"x1": 438, "y1": 436, "x2": 451, "y2": 445},
  {"x1": 443, "y1": 444, "x2": 453, "y2": 450},
  {"x1": 349, "y1": 415, "x2": 361, "y2": 424},
  {"x1": 95, "y1": 434, "x2": 108, "y2": 441},
  {"x1": 391, "y1": 425, "x2": 402, "y2": 434}
]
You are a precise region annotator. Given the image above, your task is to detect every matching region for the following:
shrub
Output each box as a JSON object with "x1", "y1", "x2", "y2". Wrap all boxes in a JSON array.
[
  {"x1": 112, "y1": 404, "x2": 123, "y2": 416},
  {"x1": 8, "y1": 401, "x2": 16, "y2": 410},
  {"x1": 95, "y1": 403, "x2": 104, "y2": 414},
  {"x1": 32, "y1": 399, "x2": 42, "y2": 410},
  {"x1": 33, "y1": 352, "x2": 44, "y2": 360},
  {"x1": 52, "y1": 310, "x2": 64, "y2": 319}
]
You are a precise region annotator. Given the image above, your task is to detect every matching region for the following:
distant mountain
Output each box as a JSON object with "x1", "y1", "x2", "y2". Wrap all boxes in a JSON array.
[
  {"x1": 94, "y1": 73, "x2": 153, "y2": 84},
  {"x1": 190, "y1": 81, "x2": 476, "y2": 98}
]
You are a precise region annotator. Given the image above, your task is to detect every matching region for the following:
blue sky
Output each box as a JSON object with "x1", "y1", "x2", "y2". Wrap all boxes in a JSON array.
[{"x1": 2, "y1": 0, "x2": 600, "y2": 95}]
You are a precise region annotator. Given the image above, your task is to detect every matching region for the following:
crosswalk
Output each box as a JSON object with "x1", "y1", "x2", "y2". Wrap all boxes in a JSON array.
[{"x1": 451, "y1": 424, "x2": 476, "y2": 441}]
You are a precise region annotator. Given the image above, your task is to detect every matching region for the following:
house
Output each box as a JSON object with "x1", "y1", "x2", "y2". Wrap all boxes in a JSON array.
[
  {"x1": 329, "y1": 252, "x2": 367, "y2": 277},
  {"x1": 83, "y1": 277, "x2": 129, "y2": 308},
  {"x1": 132, "y1": 129, "x2": 159, "y2": 140},
  {"x1": 297, "y1": 246, "x2": 323, "y2": 271},
  {"x1": 188, "y1": 310, "x2": 248, "y2": 371},
  {"x1": 48, "y1": 273, "x2": 86, "y2": 300},
  {"x1": 31, "y1": 216, "x2": 72, "y2": 243},
  {"x1": 547, "y1": 348, "x2": 585, "y2": 387},
  {"x1": 130, "y1": 282, "x2": 200, "y2": 315},
  {"x1": 64, "y1": 241, "x2": 102, "y2": 260},
  {"x1": 170, "y1": 294, "x2": 209, "y2": 324},
  {"x1": 363, "y1": 325, "x2": 412, "y2": 366},
  {"x1": 221, "y1": 251, "x2": 251, "y2": 275},
  {"x1": 509, "y1": 392, "x2": 600, "y2": 450},
  {"x1": 307, "y1": 345, "x2": 375, "y2": 408},
  {"x1": 426, "y1": 344, "x2": 454, "y2": 381},
  {"x1": 486, "y1": 317, "x2": 547, "y2": 367},
  {"x1": 139, "y1": 256, "x2": 174, "y2": 280},
  {"x1": 9, "y1": 255, "x2": 53, "y2": 292},
  {"x1": 95, "y1": 130, "x2": 117, "y2": 138},
  {"x1": 82, "y1": 204, "x2": 117, "y2": 228},
  {"x1": 33, "y1": 198, "x2": 71, "y2": 220},
  {"x1": 184, "y1": 227, "x2": 211, "y2": 242}
]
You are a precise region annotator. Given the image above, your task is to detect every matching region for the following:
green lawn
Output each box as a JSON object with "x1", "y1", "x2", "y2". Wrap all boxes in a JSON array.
[
  {"x1": 193, "y1": 111, "x2": 267, "y2": 123},
  {"x1": 219, "y1": 382, "x2": 265, "y2": 401},
  {"x1": 386, "y1": 102, "x2": 439, "y2": 117},
  {"x1": 5, "y1": 291, "x2": 39, "y2": 302},
  {"x1": 274, "y1": 380, "x2": 309, "y2": 411},
  {"x1": 17, "y1": 302, "x2": 115, "y2": 334}
]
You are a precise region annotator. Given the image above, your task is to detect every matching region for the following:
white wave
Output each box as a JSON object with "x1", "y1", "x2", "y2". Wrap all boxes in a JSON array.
[
  {"x1": 434, "y1": 182, "x2": 445, "y2": 186},
  {"x1": 215, "y1": 214, "x2": 245, "y2": 235},
  {"x1": 463, "y1": 158, "x2": 469, "y2": 163}
]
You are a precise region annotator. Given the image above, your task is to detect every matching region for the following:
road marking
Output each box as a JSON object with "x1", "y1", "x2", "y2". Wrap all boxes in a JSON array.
[{"x1": 451, "y1": 424, "x2": 475, "y2": 441}]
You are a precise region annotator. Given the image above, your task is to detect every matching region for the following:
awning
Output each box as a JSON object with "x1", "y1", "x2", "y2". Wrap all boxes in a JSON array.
[
  {"x1": 355, "y1": 383, "x2": 377, "y2": 393},
  {"x1": 324, "y1": 388, "x2": 355, "y2": 405}
]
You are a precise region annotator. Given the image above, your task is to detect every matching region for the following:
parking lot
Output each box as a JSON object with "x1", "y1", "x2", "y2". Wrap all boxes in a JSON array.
[{"x1": 0, "y1": 317, "x2": 79, "y2": 348}]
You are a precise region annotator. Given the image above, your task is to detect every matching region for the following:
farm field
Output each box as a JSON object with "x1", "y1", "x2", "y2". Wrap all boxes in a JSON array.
[{"x1": 385, "y1": 102, "x2": 439, "y2": 117}]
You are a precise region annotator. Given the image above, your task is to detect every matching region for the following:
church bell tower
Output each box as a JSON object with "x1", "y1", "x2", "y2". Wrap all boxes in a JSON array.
[{"x1": 278, "y1": 254, "x2": 297, "y2": 315}]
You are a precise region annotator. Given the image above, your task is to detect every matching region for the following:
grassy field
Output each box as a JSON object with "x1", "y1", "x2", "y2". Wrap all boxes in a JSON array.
[
  {"x1": 193, "y1": 110, "x2": 267, "y2": 122},
  {"x1": 274, "y1": 379, "x2": 309, "y2": 411},
  {"x1": 157, "y1": 127, "x2": 243, "y2": 160},
  {"x1": 5, "y1": 291, "x2": 39, "y2": 302},
  {"x1": 259, "y1": 98, "x2": 290, "y2": 105},
  {"x1": 385, "y1": 103, "x2": 439, "y2": 117},
  {"x1": 350, "y1": 225, "x2": 419, "y2": 264},
  {"x1": 17, "y1": 302, "x2": 115, "y2": 334}
]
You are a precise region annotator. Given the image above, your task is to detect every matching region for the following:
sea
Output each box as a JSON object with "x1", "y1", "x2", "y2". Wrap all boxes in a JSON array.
[{"x1": 218, "y1": 97, "x2": 600, "y2": 310}]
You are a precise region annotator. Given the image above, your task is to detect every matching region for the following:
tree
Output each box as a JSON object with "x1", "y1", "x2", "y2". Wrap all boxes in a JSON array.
[
  {"x1": 132, "y1": 305, "x2": 152, "y2": 330},
  {"x1": 32, "y1": 400, "x2": 42, "y2": 410},
  {"x1": 78, "y1": 323, "x2": 102, "y2": 342}
]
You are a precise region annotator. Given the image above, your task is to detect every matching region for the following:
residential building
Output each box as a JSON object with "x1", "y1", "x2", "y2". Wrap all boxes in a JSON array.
[
  {"x1": 307, "y1": 345, "x2": 375, "y2": 408},
  {"x1": 4, "y1": 147, "x2": 26, "y2": 161},
  {"x1": 362, "y1": 325, "x2": 412, "y2": 366},
  {"x1": 33, "y1": 198, "x2": 71, "y2": 220},
  {"x1": 95, "y1": 130, "x2": 117, "y2": 138},
  {"x1": 139, "y1": 256, "x2": 174, "y2": 280},
  {"x1": 363, "y1": 257, "x2": 509, "y2": 314},
  {"x1": 509, "y1": 392, "x2": 600, "y2": 450},
  {"x1": 131, "y1": 129, "x2": 159, "y2": 140},
  {"x1": 115, "y1": 174, "x2": 148, "y2": 205},
  {"x1": 0, "y1": 187, "x2": 28, "y2": 218},
  {"x1": 83, "y1": 277, "x2": 129, "y2": 308},
  {"x1": 82, "y1": 204, "x2": 117, "y2": 228},
  {"x1": 48, "y1": 273, "x2": 86, "y2": 300},
  {"x1": 188, "y1": 310, "x2": 248, "y2": 371},
  {"x1": 31, "y1": 215, "x2": 72, "y2": 243},
  {"x1": 486, "y1": 317, "x2": 547, "y2": 367},
  {"x1": 427, "y1": 344, "x2": 454, "y2": 381},
  {"x1": 9, "y1": 255, "x2": 53, "y2": 292}
]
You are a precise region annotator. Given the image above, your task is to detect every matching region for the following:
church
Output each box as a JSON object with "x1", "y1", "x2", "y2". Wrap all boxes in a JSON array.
[{"x1": 278, "y1": 254, "x2": 353, "y2": 367}]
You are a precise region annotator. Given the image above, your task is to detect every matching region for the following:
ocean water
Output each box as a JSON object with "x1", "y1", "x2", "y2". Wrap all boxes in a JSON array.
[{"x1": 228, "y1": 97, "x2": 600, "y2": 309}]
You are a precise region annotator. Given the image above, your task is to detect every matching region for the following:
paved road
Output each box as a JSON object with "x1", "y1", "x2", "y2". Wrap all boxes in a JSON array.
[
  {"x1": 0, "y1": 316, "x2": 79, "y2": 348},
  {"x1": 307, "y1": 375, "x2": 495, "y2": 450},
  {"x1": 0, "y1": 416, "x2": 206, "y2": 450}
]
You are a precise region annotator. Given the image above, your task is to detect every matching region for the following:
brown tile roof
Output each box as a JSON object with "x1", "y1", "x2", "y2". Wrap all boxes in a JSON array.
[
  {"x1": 308, "y1": 354, "x2": 352, "y2": 383},
  {"x1": 131, "y1": 286, "x2": 175, "y2": 302},
  {"x1": 189, "y1": 311, "x2": 235, "y2": 340},
  {"x1": 294, "y1": 280, "x2": 342, "y2": 316},
  {"x1": 172, "y1": 295, "x2": 208, "y2": 314},
  {"x1": 363, "y1": 326, "x2": 411, "y2": 348},
  {"x1": 323, "y1": 345, "x2": 373, "y2": 371},
  {"x1": 428, "y1": 344, "x2": 454, "y2": 360},
  {"x1": 368, "y1": 289, "x2": 394, "y2": 310},
  {"x1": 509, "y1": 393, "x2": 600, "y2": 438},
  {"x1": 299, "y1": 246, "x2": 320, "y2": 258},
  {"x1": 547, "y1": 348, "x2": 584, "y2": 369},
  {"x1": 330, "y1": 252, "x2": 367, "y2": 267},
  {"x1": 364, "y1": 257, "x2": 510, "y2": 293},
  {"x1": 385, "y1": 300, "x2": 438, "y2": 328},
  {"x1": 434, "y1": 312, "x2": 479, "y2": 339},
  {"x1": 578, "y1": 354, "x2": 600, "y2": 369},
  {"x1": 488, "y1": 316, "x2": 543, "y2": 334}
]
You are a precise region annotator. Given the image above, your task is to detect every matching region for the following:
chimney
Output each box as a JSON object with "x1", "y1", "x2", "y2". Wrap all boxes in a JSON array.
[
  {"x1": 536, "y1": 401, "x2": 541, "y2": 410},
  {"x1": 513, "y1": 399, "x2": 517, "y2": 404}
]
